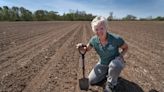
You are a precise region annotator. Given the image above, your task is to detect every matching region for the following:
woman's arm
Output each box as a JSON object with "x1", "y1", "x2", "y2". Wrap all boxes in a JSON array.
[{"x1": 86, "y1": 43, "x2": 93, "y2": 52}]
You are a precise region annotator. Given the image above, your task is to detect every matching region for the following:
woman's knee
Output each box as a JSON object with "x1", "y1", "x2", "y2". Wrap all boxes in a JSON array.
[
  {"x1": 88, "y1": 75, "x2": 98, "y2": 85},
  {"x1": 88, "y1": 69, "x2": 97, "y2": 85},
  {"x1": 88, "y1": 67, "x2": 107, "y2": 85}
]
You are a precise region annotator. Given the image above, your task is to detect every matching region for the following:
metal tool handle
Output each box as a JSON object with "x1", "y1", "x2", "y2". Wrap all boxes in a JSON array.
[
  {"x1": 81, "y1": 54, "x2": 85, "y2": 78},
  {"x1": 78, "y1": 45, "x2": 87, "y2": 78}
]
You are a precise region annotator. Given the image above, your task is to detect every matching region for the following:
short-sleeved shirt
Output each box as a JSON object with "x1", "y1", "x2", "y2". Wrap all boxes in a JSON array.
[{"x1": 89, "y1": 32, "x2": 125, "y2": 65}]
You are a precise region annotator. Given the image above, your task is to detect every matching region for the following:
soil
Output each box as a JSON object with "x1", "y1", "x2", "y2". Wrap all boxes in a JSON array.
[{"x1": 0, "y1": 21, "x2": 163, "y2": 92}]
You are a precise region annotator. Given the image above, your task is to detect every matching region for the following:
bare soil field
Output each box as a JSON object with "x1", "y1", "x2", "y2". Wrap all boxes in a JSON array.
[{"x1": 0, "y1": 21, "x2": 163, "y2": 92}]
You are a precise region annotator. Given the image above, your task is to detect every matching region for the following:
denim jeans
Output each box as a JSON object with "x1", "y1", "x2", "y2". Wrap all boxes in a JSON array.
[{"x1": 88, "y1": 56, "x2": 125, "y2": 86}]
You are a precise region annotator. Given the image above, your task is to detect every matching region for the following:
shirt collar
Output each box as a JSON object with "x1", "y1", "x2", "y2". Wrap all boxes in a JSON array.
[{"x1": 97, "y1": 32, "x2": 109, "y2": 44}]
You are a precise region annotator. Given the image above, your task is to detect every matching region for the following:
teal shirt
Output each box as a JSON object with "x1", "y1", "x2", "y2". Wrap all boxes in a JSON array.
[{"x1": 89, "y1": 32, "x2": 125, "y2": 65}]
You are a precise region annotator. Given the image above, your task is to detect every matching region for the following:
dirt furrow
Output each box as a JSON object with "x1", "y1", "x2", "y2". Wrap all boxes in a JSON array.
[
  {"x1": 22, "y1": 24, "x2": 82, "y2": 92},
  {"x1": 123, "y1": 43, "x2": 163, "y2": 91},
  {"x1": 0, "y1": 25, "x2": 80, "y2": 92},
  {"x1": 0, "y1": 23, "x2": 77, "y2": 68},
  {"x1": 0, "y1": 24, "x2": 78, "y2": 80},
  {"x1": 0, "y1": 22, "x2": 74, "y2": 52},
  {"x1": 0, "y1": 22, "x2": 66, "y2": 40},
  {"x1": 0, "y1": 23, "x2": 55, "y2": 51},
  {"x1": 0, "y1": 23, "x2": 75, "y2": 57},
  {"x1": 0, "y1": 25, "x2": 76, "y2": 77}
]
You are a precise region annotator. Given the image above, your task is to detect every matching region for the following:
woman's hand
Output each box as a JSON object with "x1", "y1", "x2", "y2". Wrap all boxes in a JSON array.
[
  {"x1": 120, "y1": 43, "x2": 128, "y2": 57},
  {"x1": 76, "y1": 43, "x2": 86, "y2": 48},
  {"x1": 76, "y1": 43, "x2": 87, "y2": 53},
  {"x1": 119, "y1": 43, "x2": 128, "y2": 63}
]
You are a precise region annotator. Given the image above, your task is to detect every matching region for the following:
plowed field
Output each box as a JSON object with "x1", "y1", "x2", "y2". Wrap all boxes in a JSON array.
[{"x1": 0, "y1": 21, "x2": 163, "y2": 92}]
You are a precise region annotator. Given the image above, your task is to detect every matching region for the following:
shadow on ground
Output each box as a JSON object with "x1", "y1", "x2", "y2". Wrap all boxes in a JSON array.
[
  {"x1": 115, "y1": 77, "x2": 144, "y2": 92},
  {"x1": 149, "y1": 89, "x2": 159, "y2": 92},
  {"x1": 89, "y1": 77, "x2": 144, "y2": 92}
]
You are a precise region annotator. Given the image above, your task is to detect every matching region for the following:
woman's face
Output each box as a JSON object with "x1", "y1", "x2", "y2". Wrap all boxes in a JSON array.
[{"x1": 94, "y1": 22, "x2": 107, "y2": 38}]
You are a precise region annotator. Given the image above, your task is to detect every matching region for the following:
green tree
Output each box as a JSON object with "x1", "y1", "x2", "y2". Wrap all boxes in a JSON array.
[
  {"x1": 122, "y1": 14, "x2": 137, "y2": 20},
  {"x1": 47, "y1": 11, "x2": 58, "y2": 20},
  {"x1": 34, "y1": 10, "x2": 48, "y2": 21},
  {"x1": 154, "y1": 16, "x2": 164, "y2": 21},
  {"x1": 2, "y1": 6, "x2": 10, "y2": 20},
  {"x1": 0, "y1": 7, "x2": 2, "y2": 20},
  {"x1": 20, "y1": 7, "x2": 33, "y2": 21},
  {"x1": 63, "y1": 10, "x2": 94, "y2": 21},
  {"x1": 0, "y1": 6, "x2": 96, "y2": 21},
  {"x1": 63, "y1": 13, "x2": 74, "y2": 21},
  {"x1": 11, "y1": 6, "x2": 20, "y2": 21}
]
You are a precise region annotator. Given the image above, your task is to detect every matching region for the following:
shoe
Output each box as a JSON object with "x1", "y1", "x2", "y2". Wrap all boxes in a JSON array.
[{"x1": 104, "y1": 82, "x2": 114, "y2": 92}]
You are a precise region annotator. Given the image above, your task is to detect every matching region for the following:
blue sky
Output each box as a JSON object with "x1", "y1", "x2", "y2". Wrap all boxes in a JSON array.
[{"x1": 0, "y1": 0, "x2": 163, "y2": 18}]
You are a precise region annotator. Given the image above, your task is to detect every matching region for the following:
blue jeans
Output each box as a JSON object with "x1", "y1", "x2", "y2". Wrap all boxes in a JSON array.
[{"x1": 88, "y1": 56, "x2": 125, "y2": 86}]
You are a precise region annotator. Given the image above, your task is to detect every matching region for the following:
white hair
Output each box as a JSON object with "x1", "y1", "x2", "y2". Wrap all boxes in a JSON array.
[{"x1": 91, "y1": 16, "x2": 108, "y2": 32}]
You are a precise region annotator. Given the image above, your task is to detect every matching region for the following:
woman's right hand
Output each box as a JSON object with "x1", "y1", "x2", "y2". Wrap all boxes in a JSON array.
[
  {"x1": 76, "y1": 43, "x2": 87, "y2": 53},
  {"x1": 76, "y1": 43, "x2": 84, "y2": 48}
]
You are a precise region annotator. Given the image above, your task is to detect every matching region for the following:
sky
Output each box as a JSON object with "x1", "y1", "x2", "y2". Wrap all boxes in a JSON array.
[{"x1": 0, "y1": 0, "x2": 164, "y2": 19}]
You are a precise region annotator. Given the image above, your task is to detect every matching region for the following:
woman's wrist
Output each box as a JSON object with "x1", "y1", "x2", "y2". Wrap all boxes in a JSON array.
[
  {"x1": 120, "y1": 52, "x2": 125, "y2": 57},
  {"x1": 120, "y1": 49, "x2": 127, "y2": 57}
]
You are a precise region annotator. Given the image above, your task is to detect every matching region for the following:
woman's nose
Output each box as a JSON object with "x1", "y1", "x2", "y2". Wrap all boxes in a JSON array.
[{"x1": 96, "y1": 30, "x2": 101, "y2": 34}]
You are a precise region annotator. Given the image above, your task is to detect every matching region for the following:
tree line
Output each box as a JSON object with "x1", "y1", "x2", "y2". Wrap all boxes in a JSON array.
[
  {"x1": 0, "y1": 6, "x2": 95, "y2": 21},
  {"x1": 0, "y1": 6, "x2": 164, "y2": 21},
  {"x1": 107, "y1": 12, "x2": 164, "y2": 21},
  {"x1": 121, "y1": 14, "x2": 164, "y2": 21}
]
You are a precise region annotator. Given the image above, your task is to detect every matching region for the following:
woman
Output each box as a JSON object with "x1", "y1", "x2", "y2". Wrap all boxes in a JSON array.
[{"x1": 76, "y1": 16, "x2": 128, "y2": 92}]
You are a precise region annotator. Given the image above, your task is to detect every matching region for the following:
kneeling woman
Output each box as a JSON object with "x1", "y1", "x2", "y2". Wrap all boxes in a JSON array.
[{"x1": 76, "y1": 16, "x2": 128, "y2": 92}]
